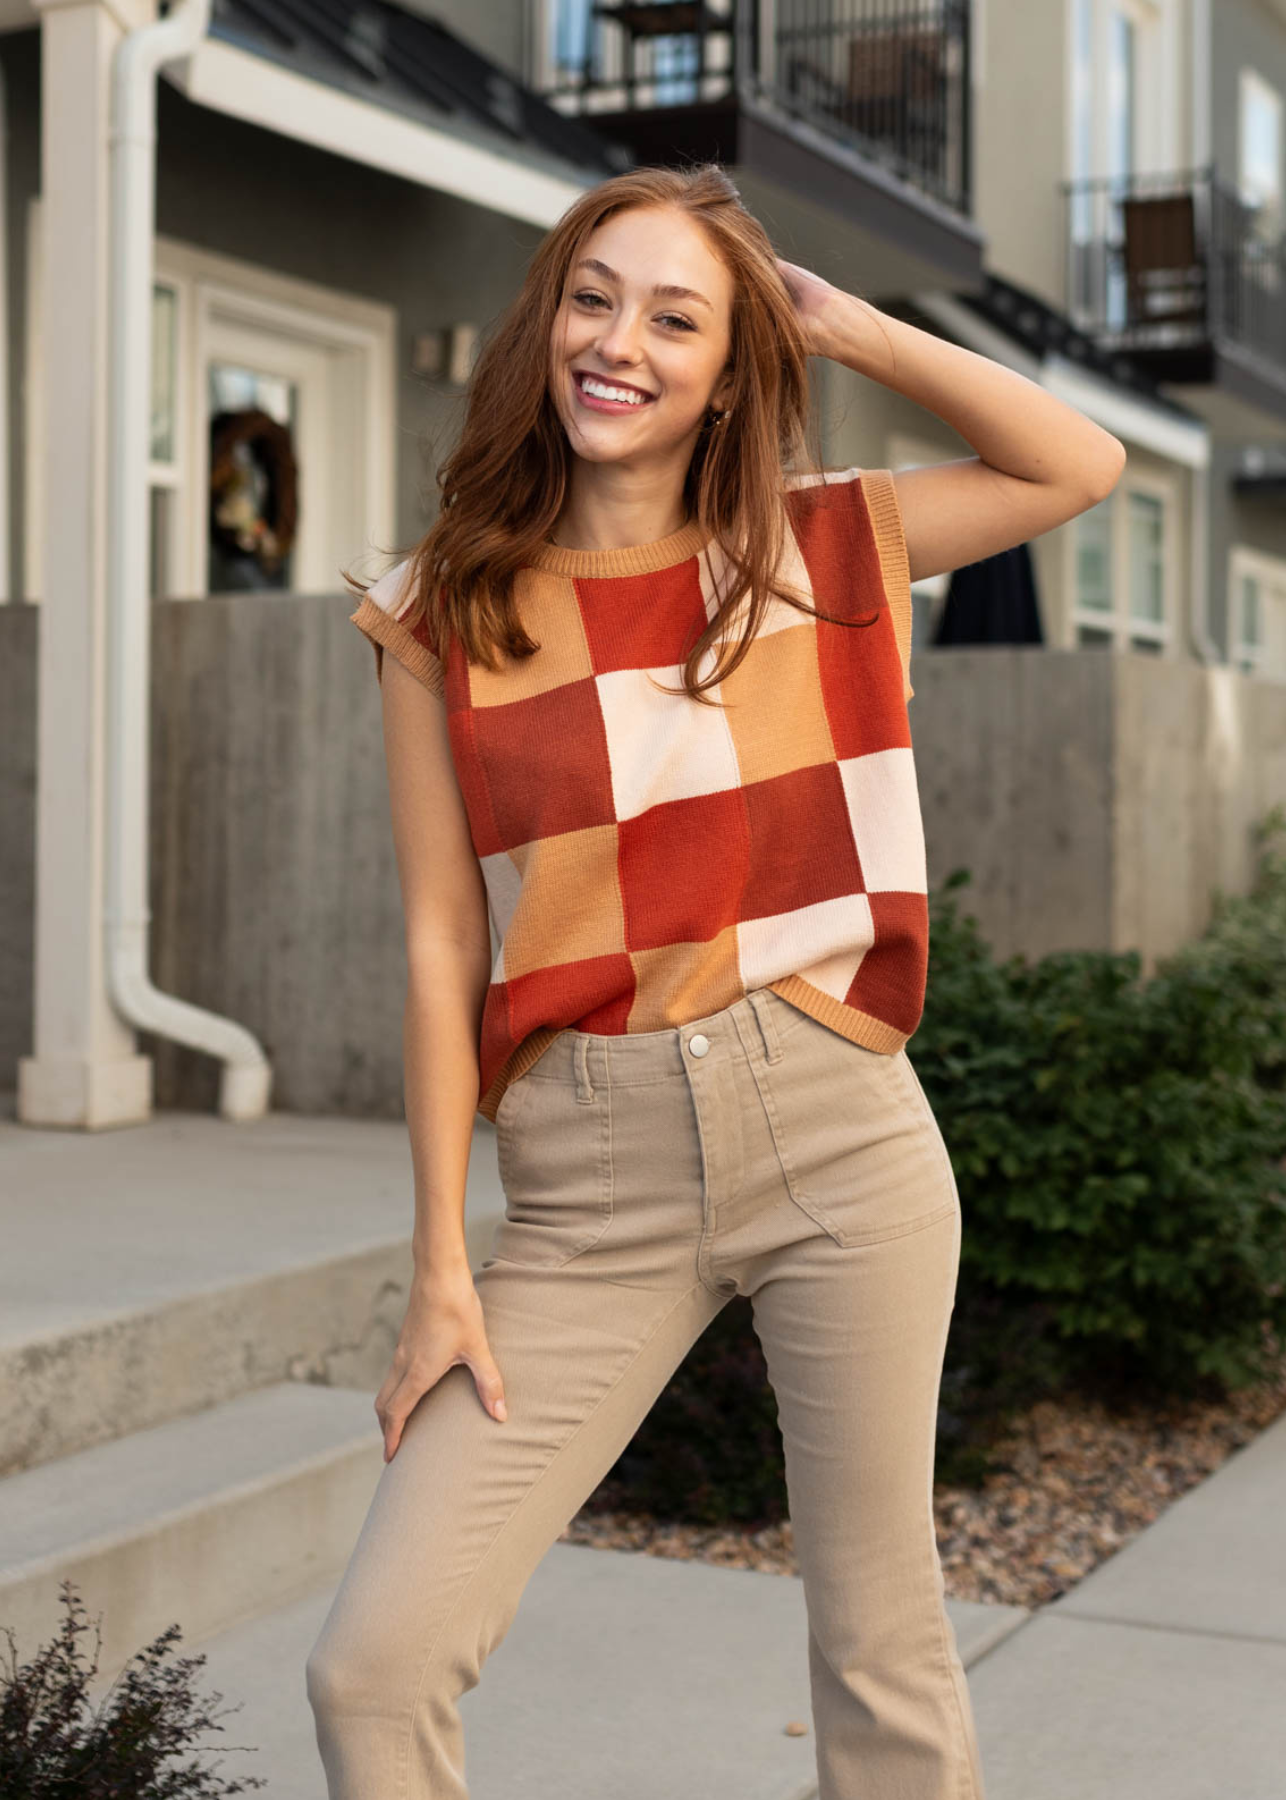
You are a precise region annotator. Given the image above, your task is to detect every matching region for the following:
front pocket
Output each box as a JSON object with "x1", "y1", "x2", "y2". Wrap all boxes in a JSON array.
[
  {"x1": 491, "y1": 1077, "x2": 613, "y2": 1269},
  {"x1": 751, "y1": 1020, "x2": 958, "y2": 1248}
]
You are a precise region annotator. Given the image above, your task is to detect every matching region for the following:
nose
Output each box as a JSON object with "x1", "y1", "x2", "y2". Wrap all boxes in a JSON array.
[{"x1": 593, "y1": 306, "x2": 646, "y2": 366}]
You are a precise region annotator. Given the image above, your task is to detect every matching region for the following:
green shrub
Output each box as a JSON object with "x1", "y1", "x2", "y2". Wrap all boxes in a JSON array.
[
  {"x1": 917, "y1": 804, "x2": 1286, "y2": 1406},
  {"x1": 0, "y1": 1580, "x2": 266, "y2": 1798}
]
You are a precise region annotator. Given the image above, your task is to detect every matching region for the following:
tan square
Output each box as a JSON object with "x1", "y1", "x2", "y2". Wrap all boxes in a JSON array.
[
  {"x1": 467, "y1": 568, "x2": 594, "y2": 708},
  {"x1": 496, "y1": 824, "x2": 626, "y2": 979},
  {"x1": 718, "y1": 615, "x2": 836, "y2": 787},
  {"x1": 624, "y1": 930, "x2": 745, "y2": 1031}
]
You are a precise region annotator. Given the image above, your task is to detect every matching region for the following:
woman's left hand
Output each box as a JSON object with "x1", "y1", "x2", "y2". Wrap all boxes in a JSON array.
[{"x1": 775, "y1": 257, "x2": 847, "y2": 359}]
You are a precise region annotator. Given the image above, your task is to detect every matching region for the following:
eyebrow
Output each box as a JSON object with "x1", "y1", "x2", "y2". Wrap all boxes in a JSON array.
[{"x1": 573, "y1": 257, "x2": 714, "y2": 313}]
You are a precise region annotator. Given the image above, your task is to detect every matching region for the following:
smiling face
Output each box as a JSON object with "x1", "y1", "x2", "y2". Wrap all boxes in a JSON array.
[{"x1": 548, "y1": 205, "x2": 735, "y2": 472}]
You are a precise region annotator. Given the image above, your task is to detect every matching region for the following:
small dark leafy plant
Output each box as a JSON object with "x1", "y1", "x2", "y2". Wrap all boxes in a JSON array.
[
  {"x1": 588, "y1": 1295, "x2": 789, "y2": 1527},
  {"x1": 0, "y1": 1579, "x2": 267, "y2": 1797}
]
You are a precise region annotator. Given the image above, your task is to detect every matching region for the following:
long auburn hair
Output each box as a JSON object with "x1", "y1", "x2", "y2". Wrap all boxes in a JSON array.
[{"x1": 345, "y1": 161, "x2": 884, "y2": 706}]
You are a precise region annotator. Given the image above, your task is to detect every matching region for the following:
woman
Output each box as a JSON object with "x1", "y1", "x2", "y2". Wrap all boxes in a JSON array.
[{"x1": 306, "y1": 163, "x2": 1124, "y2": 1800}]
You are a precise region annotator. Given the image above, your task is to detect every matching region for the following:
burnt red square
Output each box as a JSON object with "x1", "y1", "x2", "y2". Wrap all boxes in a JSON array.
[
  {"x1": 617, "y1": 787, "x2": 751, "y2": 951},
  {"x1": 845, "y1": 890, "x2": 930, "y2": 1033},
  {"x1": 576, "y1": 562, "x2": 713, "y2": 675},
  {"x1": 740, "y1": 763, "x2": 863, "y2": 918},
  {"x1": 466, "y1": 676, "x2": 616, "y2": 853}
]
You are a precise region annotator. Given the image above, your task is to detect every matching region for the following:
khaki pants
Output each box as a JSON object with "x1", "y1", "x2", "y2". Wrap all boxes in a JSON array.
[{"x1": 306, "y1": 987, "x2": 986, "y2": 1799}]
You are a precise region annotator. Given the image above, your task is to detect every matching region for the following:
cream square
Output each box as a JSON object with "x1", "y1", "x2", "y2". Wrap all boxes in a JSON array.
[
  {"x1": 596, "y1": 664, "x2": 742, "y2": 820},
  {"x1": 736, "y1": 892, "x2": 875, "y2": 993},
  {"x1": 840, "y1": 748, "x2": 928, "y2": 894},
  {"x1": 697, "y1": 520, "x2": 819, "y2": 645}
]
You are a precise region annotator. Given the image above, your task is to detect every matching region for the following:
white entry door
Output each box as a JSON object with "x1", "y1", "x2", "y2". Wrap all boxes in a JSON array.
[
  {"x1": 201, "y1": 312, "x2": 335, "y2": 593},
  {"x1": 151, "y1": 237, "x2": 396, "y2": 600}
]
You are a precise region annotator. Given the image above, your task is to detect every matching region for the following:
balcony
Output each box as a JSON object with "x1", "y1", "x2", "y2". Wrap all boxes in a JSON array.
[
  {"x1": 536, "y1": 0, "x2": 984, "y2": 296},
  {"x1": 1063, "y1": 164, "x2": 1286, "y2": 433}
]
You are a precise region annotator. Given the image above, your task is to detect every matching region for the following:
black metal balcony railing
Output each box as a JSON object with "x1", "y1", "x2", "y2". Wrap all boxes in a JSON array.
[
  {"x1": 541, "y1": 0, "x2": 972, "y2": 216},
  {"x1": 1062, "y1": 164, "x2": 1286, "y2": 384}
]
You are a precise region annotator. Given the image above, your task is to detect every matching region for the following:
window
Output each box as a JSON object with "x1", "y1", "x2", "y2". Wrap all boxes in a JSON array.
[
  {"x1": 1229, "y1": 547, "x2": 1286, "y2": 681},
  {"x1": 1066, "y1": 0, "x2": 1182, "y2": 330},
  {"x1": 1240, "y1": 70, "x2": 1283, "y2": 241},
  {"x1": 149, "y1": 282, "x2": 182, "y2": 600},
  {"x1": 1126, "y1": 489, "x2": 1164, "y2": 638},
  {"x1": 1106, "y1": 7, "x2": 1137, "y2": 183},
  {"x1": 1071, "y1": 478, "x2": 1173, "y2": 652},
  {"x1": 1076, "y1": 495, "x2": 1113, "y2": 612}
]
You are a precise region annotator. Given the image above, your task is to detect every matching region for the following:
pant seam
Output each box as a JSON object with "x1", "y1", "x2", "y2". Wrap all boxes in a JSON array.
[{"x1": 395, "y1": 1277, "x2": 710, "y2": 1800}]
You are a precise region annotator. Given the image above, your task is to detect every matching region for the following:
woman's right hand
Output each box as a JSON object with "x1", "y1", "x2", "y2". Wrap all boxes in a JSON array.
[{"x1": 374, "y1": 1266, "x2": 507, "y2": 1462}]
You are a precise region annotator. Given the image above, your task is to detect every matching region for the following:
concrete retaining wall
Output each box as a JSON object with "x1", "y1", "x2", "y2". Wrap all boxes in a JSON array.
[{"x1": 2, "y1": 602, "x2": 1283, "y2": 1112}]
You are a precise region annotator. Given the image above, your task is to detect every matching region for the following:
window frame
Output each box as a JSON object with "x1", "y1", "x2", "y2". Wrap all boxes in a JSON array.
[
  {"x1": 1068, "y1": 468, "x2": 1177, "y2": 655},
  {"x1": 1228, "y1": 543, "x2": 1286, "y2": 682}
]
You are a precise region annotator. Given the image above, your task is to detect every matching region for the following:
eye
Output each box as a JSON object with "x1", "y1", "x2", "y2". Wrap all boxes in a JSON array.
[{"x1": 571, "y1": 291, "x2": 696, "y2": 332}]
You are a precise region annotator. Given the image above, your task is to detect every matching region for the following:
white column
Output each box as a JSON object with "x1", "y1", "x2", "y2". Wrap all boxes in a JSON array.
[{"x1": 18, "y1": 0, "x2": 154, "y2": 1127}]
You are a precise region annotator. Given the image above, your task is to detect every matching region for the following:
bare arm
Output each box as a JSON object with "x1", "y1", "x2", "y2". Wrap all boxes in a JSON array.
[
  {"x1": 814, "y1": 289, "x2": 1127, "y2": 582},
  {"x1": 375, "y1": 651, "x2": 507, "y2": 1453}
]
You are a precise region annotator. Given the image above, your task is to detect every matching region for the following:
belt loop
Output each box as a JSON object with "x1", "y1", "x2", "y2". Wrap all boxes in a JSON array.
[
  {"x1": 747, "y1": 988, "x2": 783, "y2": 1064},
  {"x1": 574, "y1": 1033, "x2": 595, "y2": 1102}
]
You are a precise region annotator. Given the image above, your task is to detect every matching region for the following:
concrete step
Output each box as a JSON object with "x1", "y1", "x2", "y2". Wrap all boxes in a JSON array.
[
  {"x1": 0, "y1": 1108, "x2": 504, "y2": 1473},
  {"x1": 1, "y1": 1380, "x2": 384, "y2": 1681},
  {"x1": 143, "y1": 1543, "x2": 1029, "y2": 1800}
]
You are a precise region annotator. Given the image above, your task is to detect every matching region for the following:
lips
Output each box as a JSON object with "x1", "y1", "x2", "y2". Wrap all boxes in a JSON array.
[{"x1": 573, "y1": 369, "x2": 656, "y2": 402}]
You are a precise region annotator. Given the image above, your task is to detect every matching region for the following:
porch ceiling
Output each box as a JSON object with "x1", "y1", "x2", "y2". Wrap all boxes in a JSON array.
[{"x1": 172, "y1": 0, "x2": 628, "y2": 228}]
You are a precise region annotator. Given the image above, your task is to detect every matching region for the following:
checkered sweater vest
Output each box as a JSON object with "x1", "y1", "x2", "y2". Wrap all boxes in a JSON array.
[{"x1": 350, "y1": 466, "x2": 924, "y2": 1124}]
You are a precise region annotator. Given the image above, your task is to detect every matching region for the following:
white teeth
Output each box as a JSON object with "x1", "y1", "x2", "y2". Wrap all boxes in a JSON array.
[{"x1": 580, "y1": 375, "x2": 650, "y2": 405}]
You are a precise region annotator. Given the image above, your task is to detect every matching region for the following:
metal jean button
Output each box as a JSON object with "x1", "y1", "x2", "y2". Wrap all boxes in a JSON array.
[{"x1": 688, "y1": 1033, "x2": 710, "y2": 1057}]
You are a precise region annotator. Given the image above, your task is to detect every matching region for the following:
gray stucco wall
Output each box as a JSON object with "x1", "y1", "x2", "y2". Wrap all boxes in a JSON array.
[{"x1": 4, "y1": 603, "x2": 1284, "y2": 1113}]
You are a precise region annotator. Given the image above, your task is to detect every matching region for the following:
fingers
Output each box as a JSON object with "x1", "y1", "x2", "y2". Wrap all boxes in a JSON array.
[
  {"x1": 469, "y1": 1352, "x2": 508, "y2": 1425},
  {"x1": 374, "y1": 1348, "x2": 508, "y2": 1463}
]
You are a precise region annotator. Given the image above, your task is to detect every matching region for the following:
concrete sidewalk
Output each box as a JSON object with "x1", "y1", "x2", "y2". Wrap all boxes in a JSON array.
[
  {"x1": 180, "y1": 1407, "x2": 1286, "y2": 1799},
  {"x1": 3, "y1": 1102, "x2": 1284, "y2": 1798}
]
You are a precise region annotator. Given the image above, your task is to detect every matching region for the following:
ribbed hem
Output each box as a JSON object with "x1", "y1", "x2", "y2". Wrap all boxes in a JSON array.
[
  {"x1": 349, "y1": 596, "x2": 445, "y2": 699},
  {"x1": 767, "y1": 974, "x2": 913, "y2": 1054},
  {"x1": 478, "y1": 1027, "x2": 564, "y2": 1123},
  {"x1": 859, "y1": 468, "x2": 915, "y2": 702},
  {"x1": 479, "y1": 979, "x2": 916, "y2": 1122},
  {"x1": 526, "y1": 516, "x2": 711, "y2": 578}
]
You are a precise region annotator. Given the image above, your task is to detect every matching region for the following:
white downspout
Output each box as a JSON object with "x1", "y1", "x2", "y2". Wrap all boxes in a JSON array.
[{"x1": 106, "y1": 0, "x2": 272, "y2": 1120}]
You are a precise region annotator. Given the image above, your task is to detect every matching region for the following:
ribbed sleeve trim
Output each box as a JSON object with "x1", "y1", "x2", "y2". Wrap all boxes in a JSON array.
[
  {"x1": 526, "y1": 516, "x2": 711, "y2": 577},
  {"x1": 859, "y1": 468, "x2": 915, "y2": 702},
  {"x1": 349, "y1": 595, "x2": 446, "y2": 699}
]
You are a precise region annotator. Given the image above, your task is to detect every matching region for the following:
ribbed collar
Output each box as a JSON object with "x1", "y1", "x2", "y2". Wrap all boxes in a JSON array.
[{"x1": 526, "y1": 515, "x2": 710, "y2": 578}]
